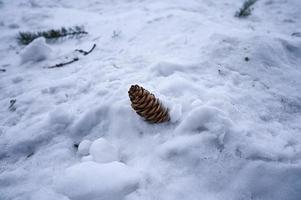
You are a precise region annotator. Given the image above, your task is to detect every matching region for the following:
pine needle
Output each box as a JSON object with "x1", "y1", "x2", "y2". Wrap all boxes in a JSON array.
[
  {"x1": 17, "y1": 26, "x2": 88, "y2": 45},
  {"x1": 235, "y1": 0, "x2": 257, "y2": 18}
]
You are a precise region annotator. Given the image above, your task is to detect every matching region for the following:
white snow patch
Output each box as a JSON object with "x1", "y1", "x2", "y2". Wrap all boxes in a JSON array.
[
  {"x1": 48, "y1": 107, "x2": 73, "y2": 130},
  {"x1": 150, "y1": 61, "x2": 199, "y2": 77},
  {"x1": 70, "y1": 106, "x2": 108, "y2": 137},
  {"x1": 229, "y1": 162, "x2": 301, "y2": 200},
  {"x1": 89, "y1": 138, "x2": 119, "y2": 163},
  {"x1": 167, "y1": 101, "x2": 182, "y2": 123},
  {"x1": 81, "y1": 155, "x2": 93, "y2": 162},
  {"x1": 175, "y1": 106, "x2": 233, "y2": 145},
  {"x1": 55, "y1": 161, "x2": 140, "y2": 200},
  {"x1": 158, "y1": 133, "x2": 219, "y2": 161},
  {"x1": 77, "y1": 139, "x2": 92, "y2": 156}
]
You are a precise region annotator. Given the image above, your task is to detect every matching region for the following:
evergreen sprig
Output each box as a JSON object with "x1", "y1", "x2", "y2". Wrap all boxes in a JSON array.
[
  {"x1": 17, "y1": 26, "x2": 88, "y2": 45},
  {"x1": 235, "y1": 0, "x2": 257, "y2": 18}
]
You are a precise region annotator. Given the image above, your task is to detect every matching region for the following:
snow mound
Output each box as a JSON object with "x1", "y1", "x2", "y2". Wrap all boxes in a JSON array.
[
  {"x1": 89, "y1": 138, "x2": 119, "y2": 163},
  {"x1": 55, "y1": 161, "x2": 140, "y2": 200},
  {"x1": 158, "y1": 133, "x2": 219, "y2": 162},
  {"x1": 20, "y1": 37, "x2": 52, "y2": 64},
  {"x1": 77, "y1": 140, "x2": 92, "y2": 156},
  {"x1": 175, "y1": 106, "x2": 234, "y2": 145}
]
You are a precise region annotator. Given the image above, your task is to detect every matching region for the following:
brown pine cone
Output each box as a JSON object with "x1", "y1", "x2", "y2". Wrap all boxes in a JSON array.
[{"x1": 128, "y1": 85, "x2": 170, "y2": 123}]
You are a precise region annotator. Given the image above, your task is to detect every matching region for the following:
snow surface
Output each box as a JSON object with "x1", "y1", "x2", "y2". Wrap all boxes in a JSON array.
[{"x1": 0, "y1": 0, "x2": 301, "y2": 200}]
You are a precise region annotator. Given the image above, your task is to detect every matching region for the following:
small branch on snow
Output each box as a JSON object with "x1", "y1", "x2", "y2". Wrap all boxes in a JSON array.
[
  {"x1": 9, "y1": 99, "x2": 16, "y2": 111},
  {"x1": 0, "y1": 69, "x2": 6, "y2": 72},
  {"x1": 47, "y1": 43, "x2": 96, "y2": 69},
  {"x1": 26, "y1": 152, "x2": 34, "y2": 158},
  {"x1": 292, "y1": 32, "x2": 301, "y2": 37},
  {"x1": 47, "y1": 57, "x2": 79, "y2": 69},
  {"x1": 75, "y1": 44, "x2": 96, "y2": 56},
  {"x1": 112, "y1": 30, "x2": 121, "y2": 39},
  {"x1": 235, "y1": 0, "x2": 257, "y2": 18}
]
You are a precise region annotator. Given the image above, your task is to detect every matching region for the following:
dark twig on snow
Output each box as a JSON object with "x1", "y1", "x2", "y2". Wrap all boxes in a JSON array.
[
  {"x1": 75, "y1": 44, "x2": 96, "y2": 56},
  {"x1": 26, "y1": 152, "x2": 34, "y2": 158},
  {"x1": 18, "y1": 26, "x2": 88, "y2": 45},
  {"x1": 48, "y1": 57, "x2": 79, "y2": 69},
  {"x1": 235, "y1": 0, "x2": 257, "y2": 18},
  {"x1": 9, "y1": 99, "x2": 16, "y2": 111},
  {"x1": 0, "y1": 69, "x2": 6, "y2": 72},
  {"x1": 292, "y1": 32, "x2": 301, "y2": 37},
  {"x1": 47, "y1": 44, "x2": 96, "y2": 69}
]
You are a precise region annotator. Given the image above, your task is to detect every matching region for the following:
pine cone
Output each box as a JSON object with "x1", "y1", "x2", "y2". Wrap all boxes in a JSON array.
[{"x1": 128, "y1": 85, "x2": 170, "y2": 123}]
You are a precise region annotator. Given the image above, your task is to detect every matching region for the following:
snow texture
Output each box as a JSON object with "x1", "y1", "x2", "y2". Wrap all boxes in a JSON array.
[{"x1": 0, "y1": 0, "x2": 301, "y2": 200}]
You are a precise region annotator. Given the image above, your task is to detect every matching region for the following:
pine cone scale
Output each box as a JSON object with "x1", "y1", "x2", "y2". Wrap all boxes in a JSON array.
[
  {"x1": 137, "y1": 99, "x2": 151, "y2": 109},
  {"x1": 147, "y1": 105, "x2": 160, "y2": 115}
]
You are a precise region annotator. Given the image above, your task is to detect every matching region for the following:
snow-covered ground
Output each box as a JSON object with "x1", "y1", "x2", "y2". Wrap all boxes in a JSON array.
[{"x1": 1, "y1": 0, "x2": 301, "y2": 199}]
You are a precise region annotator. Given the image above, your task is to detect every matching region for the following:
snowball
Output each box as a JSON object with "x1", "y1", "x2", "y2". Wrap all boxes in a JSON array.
[
  {"x1": 89, "y1": 138, "x2": 118, "y2": 163},
  {"x1": 20, "y1": 37, "x2": 52, "y2": 64},
  {"x1": 55, "y1": 161, "x2": 139, "y2": 200},
  {"x1": 77, "y1": 140, "x2": 92, "y2": 156}
]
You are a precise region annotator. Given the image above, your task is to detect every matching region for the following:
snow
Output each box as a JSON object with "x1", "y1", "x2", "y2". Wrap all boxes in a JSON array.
[
  {"x1": 77, "y1": 139, "x2": 91, "y2": 156},
  {"x1": 89, "y1": 138, "x2": 119, "y2": 163},
  {"x1": 1, "y1": 0, "x2": 301, "y2": 200},
  {"x1": 228, "y1": 162, "x2": 301, "y2": 200},
  {"x1": 55, "y1": 161, "x2": 140, "y2": 200},
  {"x1": 20, "y1": 37, "x2": 52, "y2": 64},
  {"x1": 81, "y1": 155, "x2": 93, "y2": 162},
  {"x1": 175, "y1": 106, "x2": 233, "y2": 141}
]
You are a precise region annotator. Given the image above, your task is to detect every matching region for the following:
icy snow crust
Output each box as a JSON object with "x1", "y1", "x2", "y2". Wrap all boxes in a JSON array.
[{"x1": 0, "y1": 0, "x2": 301, "y2": 200}]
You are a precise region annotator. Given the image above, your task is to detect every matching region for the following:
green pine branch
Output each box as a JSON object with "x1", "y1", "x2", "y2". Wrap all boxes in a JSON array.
[
  {"x1": 17, "y1": 26, "x2": 88, "y2": 45},
  {"x1": 235, "y1": 0, "x2": 257, "y2": 18}
]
